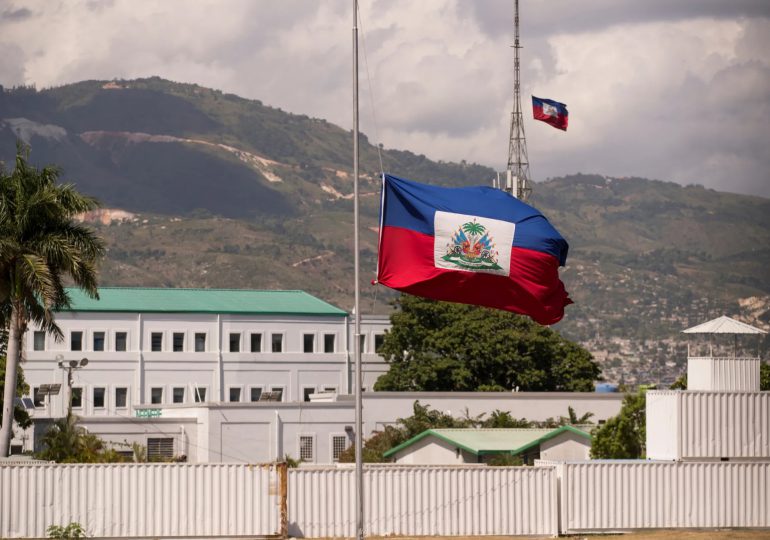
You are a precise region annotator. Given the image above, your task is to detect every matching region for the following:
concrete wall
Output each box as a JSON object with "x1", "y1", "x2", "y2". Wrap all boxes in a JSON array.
[
  {"x1": 361, "y1": 392, "x2": 623, "y2": 434},
  {"x1": 539, "y1": 431, "x2": 591, "y2": 461},
  {"x1": 392, "y1": 435, "x2": 476, "y2": 465}
]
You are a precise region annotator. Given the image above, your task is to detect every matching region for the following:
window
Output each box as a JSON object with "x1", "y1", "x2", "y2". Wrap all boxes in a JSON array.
[
  {"x1": 147, "y1": 438, "x2": 174, "y2": 460},
  {"x1": 299, "y1": 435, "x2": 314, "y2": 462},
  {"x1": 358, "y1": 334, "x2": 366, "y2": 353},
  {"x1": 332, "y1": 435, "x2": 348, "y2": 462},
  {"x1": 229, "y1": 333, "x2": 240, "y2": 352},
  {"x1": 271, "y1": 334, "x2": 283, "y2": 353},
  {"x1": 115, "y1": 387, "x2": 128, "y2": 408},
  {"x1": 271, "y1": 387, "x2": 284, "y2": 402},
  {"x1": 194, "y1": 387, "x2": 207, "y2": 403},
  {"x1": 250, "y1": 333, "x2": 262, "y2": 353},
  {"x1": 229, "y1": 387, "x2": 241, "y2": 402},
  {"x1": 71, "y1": 331, "x2": 83, "y2": 351},
  {"x1": 32, "y1": 387, "x2": 45, "y2": 407},
  {"x1": 33, "y1": 331, "x2": 45, "y2": 351},
  {"x1": 93, "y1": 331, "x2": 105, "y2": 351},
  {"x1": 93, "y1": 387, "x2": 106, "y2": 408},
  {"x1": 194, "y1": 333, "x2": 206, "y2": 352},
  {"x1": 173, "y1": 387, "x2": 185, "y2": 403},
  {"x1": 250, "y1": 387, "x2": 263, "y2": 402},
  {"x1": 71, "y1": 387, "x2": 83, "y2": 408},
  {"x1": 324, "y1": 334, "x2": 335, "y2": 353},
  {"x1": 151, "y1": 332, "x2": 163, "y2": 352},
  {"x1": 303, "y1": 387, "x2": 316, "y2": 402},
  {"x1": 150, "y1": 387, "x2": 163, "y2": 404},
  {"x1": 323, "y1": 386, "x2": 337, "y2": 393},
  {"x1": 115, "y1": 332, "x2": 127, "y2": 352},
  {"x1": 173, "y1": 332, "x2": 184, "y2": 352},
  {"x1": 303, "y1": 334, "x2": 315, "y2": 353},
  {"x1": 374, "y1": 334, "x2": 385, "y2": 353}
]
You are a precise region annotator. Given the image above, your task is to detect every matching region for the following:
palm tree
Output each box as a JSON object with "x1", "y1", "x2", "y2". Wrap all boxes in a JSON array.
[{"x1": 0, "y1": 144, "x2": 104, "y2": 456}]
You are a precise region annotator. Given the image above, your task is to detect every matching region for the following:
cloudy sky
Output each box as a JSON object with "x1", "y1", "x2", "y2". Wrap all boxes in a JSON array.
[{"x1": 1, "y1": 0, "x2": 769, "y2": 197}]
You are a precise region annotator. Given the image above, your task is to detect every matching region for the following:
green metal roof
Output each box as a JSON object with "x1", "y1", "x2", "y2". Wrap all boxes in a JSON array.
[
  {"x1": 59, "y1": 287, "x2": 347, "y2": 316},
  {"x1": 383, "y1": 426, "x2": 592, "y2": 458}
]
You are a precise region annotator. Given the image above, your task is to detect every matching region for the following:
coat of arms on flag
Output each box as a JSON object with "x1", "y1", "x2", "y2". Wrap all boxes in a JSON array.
[
  {"x1": 376, "y1": 174, "x2": 572, "y2": 325},
  {"x1": 434, "y1": 212, "x2": 514, "y2": 276},
  {"x1": 532, "y1": 96, "x2": 568, "y2": 131}
]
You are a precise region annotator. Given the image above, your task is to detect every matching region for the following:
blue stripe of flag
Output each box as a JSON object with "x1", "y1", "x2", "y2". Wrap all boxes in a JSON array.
[{"x1": 380, "y1": 174, "x2": 569, "y2": 265}]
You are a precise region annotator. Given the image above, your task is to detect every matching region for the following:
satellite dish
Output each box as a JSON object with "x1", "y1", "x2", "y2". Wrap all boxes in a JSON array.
[
  {"x1": 80, "y1": 358, "x2": 89, "y2": 367},
  {"x1": 69, "y1": 360, "x2": 78, "y2": 368}
]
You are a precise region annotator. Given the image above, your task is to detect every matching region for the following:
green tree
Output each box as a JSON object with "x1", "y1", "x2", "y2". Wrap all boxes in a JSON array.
[
  {"x1": 338, "y1": 401, "x2": 469, "y2": 463},
  {"x1": 669, "y1": 374, "x2": 687, "y2": 390},
  {"x1": 0, "y1": 145, "x2": 105, "y2": 456},
  {"x1": 562, "y1": 406, "x2": 594, "y2": 425},
  {"x1": 480, "y1": 409, "x2": 532, "y2": 428},
  {"x1": 374, "y1": 295, "x2": 601, "y2": 392},
  {"x1": 590, "y1": 392, "x2": 646, "y2": 459},
  {"x1": 35, "y1": 412, "x2": 125, "y2": 463}
]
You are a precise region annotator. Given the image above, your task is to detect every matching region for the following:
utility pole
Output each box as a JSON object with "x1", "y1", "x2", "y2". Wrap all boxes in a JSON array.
[{"x1": 499, "y1": 0, "x2": 532, "y2": 202}]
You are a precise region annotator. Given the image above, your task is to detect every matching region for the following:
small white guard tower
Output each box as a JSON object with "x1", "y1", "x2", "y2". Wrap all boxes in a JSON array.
[
  {"x1": 646, "y1": 315, "x2": 768, "y2": 461},
  {"x1": 683, "y1": 315, "x2": 766, "y2": 392}
]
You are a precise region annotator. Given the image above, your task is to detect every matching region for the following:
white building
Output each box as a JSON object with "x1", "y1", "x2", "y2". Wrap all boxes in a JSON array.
[
  {"x1": 15, "y1": 287, "x2": 388, "y2": 447},
  {"x1": 14, "y1": 286, "x2": 625, "y2": 462},
  {"x1": 384, "y1": 426, "x2": 592, "y2": 465}
]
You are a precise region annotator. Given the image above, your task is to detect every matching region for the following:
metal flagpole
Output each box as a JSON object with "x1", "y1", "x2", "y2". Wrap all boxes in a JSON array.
[{"x1": 352, "y1": 1, "x2": 364, "y2": 539}]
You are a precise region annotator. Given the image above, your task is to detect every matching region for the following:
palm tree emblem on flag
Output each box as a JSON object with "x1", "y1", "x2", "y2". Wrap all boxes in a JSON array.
[{"x1": 442, "y1": 219, "x2": 502, "y2": 271}]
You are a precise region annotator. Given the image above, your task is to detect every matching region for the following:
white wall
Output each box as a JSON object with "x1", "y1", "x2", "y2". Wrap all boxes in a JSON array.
[
  {"x1": 362, "y1": 392, "x2": 623, "y2": 434},
  {"x1": 539, "y1": 431, "x2": 591, "y2": 461},
  {"x1": 392, "y1": 435, "x2": 476, "y2": 465}
]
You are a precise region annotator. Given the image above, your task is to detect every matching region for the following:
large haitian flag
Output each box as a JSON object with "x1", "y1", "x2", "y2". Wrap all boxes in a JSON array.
[
  {"x1": 532, "y1": 96, "x2": 568, "y2": 131},
  {"x1": 376, "y1": 174, "x2": 572, "y2": 325}
]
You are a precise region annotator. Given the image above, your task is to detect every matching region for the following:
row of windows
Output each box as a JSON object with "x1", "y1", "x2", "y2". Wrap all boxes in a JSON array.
[
  {"x1": 33, "y1": 383, "x2": 340, "y2": 409},
  {"x1": 32, "y1": 386, "x2": 132, "y2": 409},
  {"x1": 299, "y1": 434, "x2": 350, "y2": 462},
  {"x1": 34, "y1": 330, "x2": 385, "y2": 354},
  {"x1": 140, "y1": 435, "x2": 349, "y2": 463}
]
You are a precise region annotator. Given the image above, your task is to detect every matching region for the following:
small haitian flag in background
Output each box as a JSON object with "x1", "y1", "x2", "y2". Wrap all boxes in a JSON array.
[
  {"x1": 532, "y1": 96, "x2": 568, "y2": 131},
  {"x1": 376, "y1": 174, "x2": 572, "y2": 325}
]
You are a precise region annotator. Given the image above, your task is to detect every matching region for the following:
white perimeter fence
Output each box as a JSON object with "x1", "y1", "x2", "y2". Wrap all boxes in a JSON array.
[
  {"x1": 2, "y1": 461, "x2": 770, "y2": 538},
  {"x1": 0, "y1": 463, "x2": 286, "y2": 539},
  {"x1": 542, "y1": 460, "x2": 770, "y2": 534},
  {"x1": 288, "y1": 466, "x2": 557, "y2": 537}
]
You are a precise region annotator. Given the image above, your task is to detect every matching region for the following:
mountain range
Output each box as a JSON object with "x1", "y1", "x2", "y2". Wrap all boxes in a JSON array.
[{"x1": 1, "y1": 77, "x2": 768, "y2": 387}]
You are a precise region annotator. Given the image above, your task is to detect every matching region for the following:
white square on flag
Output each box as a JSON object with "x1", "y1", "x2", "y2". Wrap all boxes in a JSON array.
[
  {"x1": 543, "y1": 103, "x2": 557, "y2": 117},
  {"x1": 434, "y1": 211, "x2": 515, "y2": 277}
]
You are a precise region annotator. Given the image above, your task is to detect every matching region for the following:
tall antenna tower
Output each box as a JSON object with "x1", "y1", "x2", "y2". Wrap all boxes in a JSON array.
[{"x1": 496, "y1": 0, "x2": 532, "y2": 201}]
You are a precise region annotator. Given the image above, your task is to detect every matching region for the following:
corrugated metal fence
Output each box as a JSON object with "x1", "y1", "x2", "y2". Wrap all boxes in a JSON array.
[
  {"x1": 551, "y1": 461, "x2": 770, "y2": 533},
  {"x1": 288, "y1": 466, "x2": 557, "y2": 537},
  {"x1": 4, "y1": 461, "x2": 770, "y2": 538},
  {"x1": 0, "y1": 463, "x2": 286, "y2": 539}
]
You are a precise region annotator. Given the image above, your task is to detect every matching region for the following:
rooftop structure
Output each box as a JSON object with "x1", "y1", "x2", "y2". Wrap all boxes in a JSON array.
[
  {"x1": 385, "y1": 426, "x2": 592, "y2": 465},
  {"x1": 60, "y1": 287, "x2": 348, "y2": 316}
]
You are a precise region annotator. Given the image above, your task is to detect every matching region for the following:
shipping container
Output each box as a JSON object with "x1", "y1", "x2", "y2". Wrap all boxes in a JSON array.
[
  {"x1": 288, "y1": 465, "x2": 557, "y2": 537},
  {"x1": 0, "y1": 463, "x2": 284, "y2": 539},
  {"x1": 647, "y1": 390, "x2": 770, "y2": 460},
  {"x1": 538, "y1": 460, "x2": 770, "y2": 533}
]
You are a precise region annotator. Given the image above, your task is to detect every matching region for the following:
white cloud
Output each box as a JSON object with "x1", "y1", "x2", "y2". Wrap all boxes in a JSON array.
[{"x1": 0, "y1": 0, "x2": 768, "y2": 197}]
